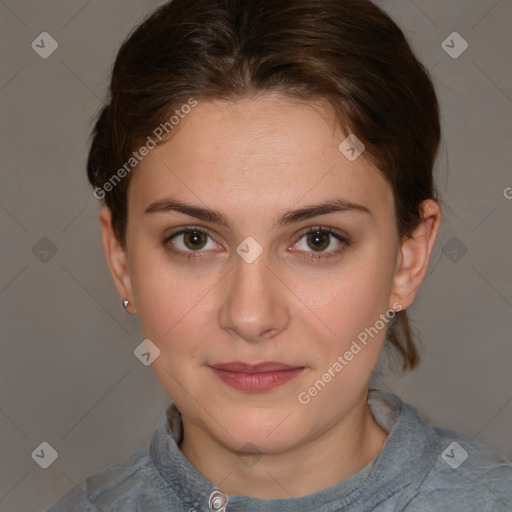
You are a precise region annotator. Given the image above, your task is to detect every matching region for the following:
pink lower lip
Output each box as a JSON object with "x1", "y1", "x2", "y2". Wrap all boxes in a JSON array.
[{"x1": 209, "y1": 367, "x2": 304, "y2": 392}]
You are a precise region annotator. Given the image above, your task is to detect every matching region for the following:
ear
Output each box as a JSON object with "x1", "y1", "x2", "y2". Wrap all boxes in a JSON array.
[
  {"x1": 99, "y1": 207, "x2": 137, "y2": 314},
  {"x1": 390, "y1": 199, "x2": 442, "y2": 310}
]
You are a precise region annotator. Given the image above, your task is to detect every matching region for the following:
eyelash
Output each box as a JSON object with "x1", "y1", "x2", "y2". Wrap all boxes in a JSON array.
[{"x1": 162, "y1": 226, "x2": 350, "y2": 262}]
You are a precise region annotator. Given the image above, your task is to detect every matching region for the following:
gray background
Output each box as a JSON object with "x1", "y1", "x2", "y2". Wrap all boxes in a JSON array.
[{"x1": 0, "y1": 1, "x2": 511, "y2": 510}]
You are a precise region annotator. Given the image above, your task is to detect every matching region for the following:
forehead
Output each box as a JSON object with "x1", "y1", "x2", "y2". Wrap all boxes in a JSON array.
[{"x1": 129, "y1": 94, "x2": 393, "y2": 221}]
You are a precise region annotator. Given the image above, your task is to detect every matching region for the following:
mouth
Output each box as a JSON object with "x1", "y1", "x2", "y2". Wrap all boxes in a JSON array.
[{"x1": 208, "y1": 361, "x2": 305, "y2": 392}]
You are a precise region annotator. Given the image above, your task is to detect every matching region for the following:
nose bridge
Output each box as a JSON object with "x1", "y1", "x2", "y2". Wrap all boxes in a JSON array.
[
  {"x1": 219, "y1": 243, "x2": 288, "y2": 341},
  {"x1": 231, "y1": 247, "x2": 273, "y2": 311}
]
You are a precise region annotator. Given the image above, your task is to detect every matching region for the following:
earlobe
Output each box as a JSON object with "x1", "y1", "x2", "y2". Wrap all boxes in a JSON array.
[
  {"x1": 99, "y1": 207, "x2": 137, "y2": 314},
  {"x1": 390, "y1": 199, "x2": 442, "y2": 310}
]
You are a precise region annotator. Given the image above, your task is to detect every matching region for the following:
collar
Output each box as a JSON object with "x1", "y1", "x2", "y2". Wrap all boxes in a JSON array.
[{"x1": 149, "y1": 389, "x2": 438, "y2": 511}]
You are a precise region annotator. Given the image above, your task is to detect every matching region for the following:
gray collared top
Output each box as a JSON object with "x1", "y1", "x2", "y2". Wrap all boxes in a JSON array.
[{"x1": 46, "y1": 389, "x2": 512, "y2": 511}]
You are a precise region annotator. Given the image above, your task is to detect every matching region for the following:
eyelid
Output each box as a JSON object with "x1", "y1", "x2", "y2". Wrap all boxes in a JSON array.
[
  {"x1": 163, "y1": 226, "x2": 222, "y2": 250},
  {"x1": 163, "y1": 225, "x2": 350, "y2": 260},
  {"x1": 289, "y1": 226, "x2": 350, "y2": 260},
  {"x1": 164, "y1": 225, "x2": 349, "y2": 242},
  {"x1": 164, "y1": 225, "x2": 217, "y2": 240},
  {"x1": 293, "y1": 225, "x2": 350, "y2": 244}
]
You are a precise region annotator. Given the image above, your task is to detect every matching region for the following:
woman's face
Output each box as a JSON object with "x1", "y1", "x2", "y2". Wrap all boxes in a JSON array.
[{"x1": 122, "y1": 94, "x2": 404, "y2": 453}]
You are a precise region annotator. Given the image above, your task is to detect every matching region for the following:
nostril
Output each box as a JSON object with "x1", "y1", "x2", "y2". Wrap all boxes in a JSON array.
[{"x1": 261, "y1": 328, "x2": 278, "y2": 339}]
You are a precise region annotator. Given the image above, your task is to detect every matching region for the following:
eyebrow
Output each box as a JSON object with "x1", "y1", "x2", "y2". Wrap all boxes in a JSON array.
[{"x1": 144, "y1": 197, "x2": 371, "y2": 229}]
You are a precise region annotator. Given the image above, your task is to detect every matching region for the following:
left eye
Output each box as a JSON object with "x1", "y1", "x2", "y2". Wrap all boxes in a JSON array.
[{"x1": 293, "y1": 228, "x2": 346, "y2": 254}]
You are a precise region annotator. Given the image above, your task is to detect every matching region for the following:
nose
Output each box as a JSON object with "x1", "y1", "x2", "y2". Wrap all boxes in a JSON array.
[{"x1": 218, "y1": 248, "x2": 290, "y2": 343}]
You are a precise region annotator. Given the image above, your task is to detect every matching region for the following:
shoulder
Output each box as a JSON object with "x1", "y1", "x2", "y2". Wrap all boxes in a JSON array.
[
  {"x1": 368, "y1": 391, "x2": 512, "y2": 511},
  {"x1": 45, "y1": 447, "x2": 171, "y2": 511},
  {"x1": 406, "y1": 424, "x2": 512, "y2": 510}
]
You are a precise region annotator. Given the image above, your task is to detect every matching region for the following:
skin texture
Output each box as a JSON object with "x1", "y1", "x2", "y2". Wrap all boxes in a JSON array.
[{"x1": 100, "y1": 93, "x2": 441, "y2": 499}]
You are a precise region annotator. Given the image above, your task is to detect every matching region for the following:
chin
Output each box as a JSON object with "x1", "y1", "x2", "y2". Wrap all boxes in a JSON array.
[{"x1": 212, "y1": 409, "x2": 309, "y2": 454}]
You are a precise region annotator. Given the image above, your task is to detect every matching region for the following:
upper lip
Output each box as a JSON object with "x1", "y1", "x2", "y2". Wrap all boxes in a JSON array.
[{"x1": 209, "y1": 361, "x2": 303, "y2": 372}]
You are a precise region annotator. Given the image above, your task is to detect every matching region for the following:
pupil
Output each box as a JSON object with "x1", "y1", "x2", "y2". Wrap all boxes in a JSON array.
[
  {"x1": 185, "y1": 231, "x2": 206, "y2": 249},
  {"x1": 308, "y1": 231, "x2": 328, "y2": 251}
]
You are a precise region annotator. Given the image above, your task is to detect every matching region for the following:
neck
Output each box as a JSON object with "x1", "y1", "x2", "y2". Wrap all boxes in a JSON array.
[{"x1": 179, "y1": 393, "x2": 388, "y2": 499}]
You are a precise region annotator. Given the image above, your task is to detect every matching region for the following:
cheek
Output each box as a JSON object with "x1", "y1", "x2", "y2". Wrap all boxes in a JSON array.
[
  {"x1": 129, "y1": 227, "x2": 396, "y2": 365},
  {"x1": 305, "y1": 259, "x2": 393, "y2": 338},
  {"x1": 295, "y1": 253, "x2": 395, "y2": 384},
  {"x1": 130, "y1": 249, "x2": 221, "y2": 356},
  {"x1": 295, "y1": 269, "x2": 390, "y2": 412}
]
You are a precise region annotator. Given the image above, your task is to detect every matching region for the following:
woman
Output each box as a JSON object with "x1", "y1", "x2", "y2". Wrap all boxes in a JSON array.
[{"x1": 47, "y1": 0, "x2": 512, "y2": 510}]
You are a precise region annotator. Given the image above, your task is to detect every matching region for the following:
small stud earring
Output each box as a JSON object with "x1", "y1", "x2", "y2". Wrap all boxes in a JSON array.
[{"x1": 122, "y1": 299, "x2": 130, "y2": 310}]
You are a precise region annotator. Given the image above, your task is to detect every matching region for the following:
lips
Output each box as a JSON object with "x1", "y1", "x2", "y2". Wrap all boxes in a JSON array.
[
  {"x1": 210, "y1": 361, "x2": 301, "y2": 372},
  {"x1": 208, "y1": 361, "x2": 305, "y2": 392}
]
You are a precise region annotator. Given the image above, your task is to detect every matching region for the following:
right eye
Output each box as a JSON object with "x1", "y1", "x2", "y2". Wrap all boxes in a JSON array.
[{"x1": 163, "y1": 227, "x2": 222, "y2": 259}]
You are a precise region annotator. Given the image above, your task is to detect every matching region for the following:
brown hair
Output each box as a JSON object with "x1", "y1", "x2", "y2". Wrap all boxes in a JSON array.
[{"x1": 87, "y1": 0, "x2": 441, "y2": 372}]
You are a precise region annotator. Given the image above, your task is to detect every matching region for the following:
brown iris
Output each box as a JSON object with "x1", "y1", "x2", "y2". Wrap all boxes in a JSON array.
[
  {"x1": 183, "y1": 230, "x2": 208, "y2": 250},
  {"x1": 306, "y1": 230, "x2": 330, "y2": 252}
]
